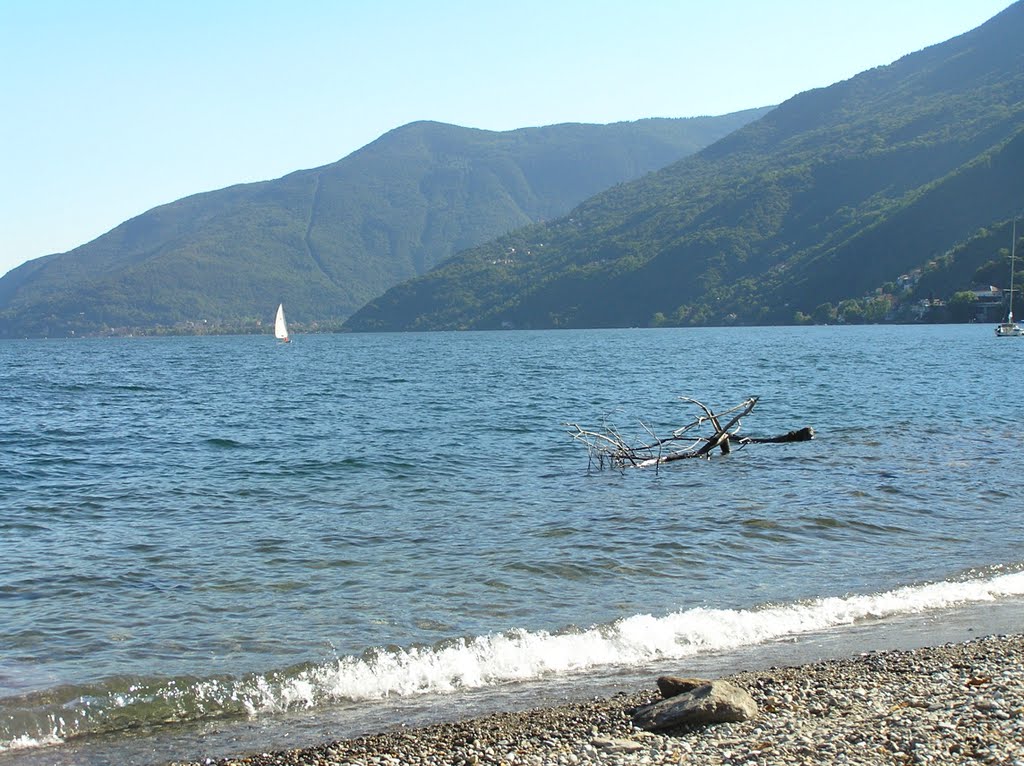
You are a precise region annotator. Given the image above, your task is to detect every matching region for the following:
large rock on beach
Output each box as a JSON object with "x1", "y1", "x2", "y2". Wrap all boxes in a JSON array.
[
  {"x1": 633, "y1": 679, "x2": 758, "y2": 732},
  {"x1": 656, "y1": 675, "x2": 713, "y2": 698}
]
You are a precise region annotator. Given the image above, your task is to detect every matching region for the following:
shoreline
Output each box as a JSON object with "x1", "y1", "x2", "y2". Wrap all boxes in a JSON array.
[{"x1": 173, "y1": 632, "x2": 1024, "y2": 766}]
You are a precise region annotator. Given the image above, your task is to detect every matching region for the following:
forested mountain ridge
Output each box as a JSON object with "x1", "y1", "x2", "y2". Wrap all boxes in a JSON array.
[
  {"x1": 0, "y1": 111, "x2": 770, "y2": 338},
  {"x1": 346, "y1": 2, "x2": 1024, "y2": 332}
]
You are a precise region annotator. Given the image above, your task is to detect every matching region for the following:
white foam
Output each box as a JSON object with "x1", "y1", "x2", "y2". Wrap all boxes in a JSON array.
[
  {"x1": 0, "y1": 732, "x2": 64, "y2": 753},
  {"x1": 242, "y1": 569, "x2": 1024, "y2": 714},
  {"x1": 5, "y1": 570, "x2": 1022, "y2": 751}
]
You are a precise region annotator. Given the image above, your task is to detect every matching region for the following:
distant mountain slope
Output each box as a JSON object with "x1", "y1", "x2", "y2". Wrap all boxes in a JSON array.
[
  {"x1": 0, "y1": 111, "x2": 770, "y2": 337},
  {"x1": 346, "y1": 2, "x2": 1024, "y2": 332}
]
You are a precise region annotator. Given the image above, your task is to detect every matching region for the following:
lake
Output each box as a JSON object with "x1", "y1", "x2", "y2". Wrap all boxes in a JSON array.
[{"x1": 1, "y1": 324, "x2": 1022, "y2": 765}]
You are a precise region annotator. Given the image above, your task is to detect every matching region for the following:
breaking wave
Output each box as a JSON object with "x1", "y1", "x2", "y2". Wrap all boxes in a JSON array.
[{"x1": 3, "y1": 567, "x2": 1022, "y2": 752}]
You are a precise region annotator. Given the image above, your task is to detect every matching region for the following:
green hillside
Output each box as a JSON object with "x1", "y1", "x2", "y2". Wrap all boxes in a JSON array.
[
  {"x1": 346, "y1": 2, "x2": 1024, "y2": 332},
  {"x1": 0, "y1": 112, "x2": 769, "y2": 338}
]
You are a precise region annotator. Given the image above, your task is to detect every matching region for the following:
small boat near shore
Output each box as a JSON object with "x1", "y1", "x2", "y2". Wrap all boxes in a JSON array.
[{"x1": 995, "y1": 218, "x2": 1022, "y2": 337}]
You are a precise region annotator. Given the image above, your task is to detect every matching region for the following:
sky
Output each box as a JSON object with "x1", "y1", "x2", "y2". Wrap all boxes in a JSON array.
[{"x1": 0, "y1": 0, "x2": 1014, "y2": 278}]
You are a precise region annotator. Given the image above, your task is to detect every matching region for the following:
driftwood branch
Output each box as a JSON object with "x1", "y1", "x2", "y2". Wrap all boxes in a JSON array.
[
  {"x1": 738, "y1": 427, "x2": 815, "y2": 444},
  {"x1": 565, "y1": 396, "x2": 813, "y2": 470}
]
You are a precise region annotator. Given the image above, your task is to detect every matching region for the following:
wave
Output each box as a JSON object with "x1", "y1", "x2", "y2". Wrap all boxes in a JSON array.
[
  {"x1": 204, "y1": 437, "x2": 245, "y2": 448},
  {"x1": 4, "y1": 568, "x2": 1023, "y2": 752}
]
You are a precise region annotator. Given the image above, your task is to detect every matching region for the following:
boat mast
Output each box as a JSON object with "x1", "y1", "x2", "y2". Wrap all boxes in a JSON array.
[{"x1": 1010, "y1": 218, "x2": 1017, "y2": 323}]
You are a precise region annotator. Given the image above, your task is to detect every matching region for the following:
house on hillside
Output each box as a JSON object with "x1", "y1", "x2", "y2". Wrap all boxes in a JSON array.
[
  {"x1": 898, "y1": 270, "x2": 921, "y2": 292},
  {"x1": 970, "y1": 285, "x2": 1006, "y2": 322},
  {"x1": 910, "y1": 297, "x2": 945, "y2": 322}
]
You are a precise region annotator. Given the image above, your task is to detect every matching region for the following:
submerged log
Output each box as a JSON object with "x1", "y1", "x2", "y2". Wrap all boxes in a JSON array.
[
  {"x1": 738, "y1": 426, "x2": 815, "y2": 444},
  {"x1": 565, "y1": 396, "x2": 812, "y2": 470}
]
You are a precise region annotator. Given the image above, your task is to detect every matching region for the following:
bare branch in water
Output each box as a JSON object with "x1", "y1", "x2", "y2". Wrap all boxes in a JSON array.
[{"x1": 565, "y1": 396, "x2": 813, "y2": 470}]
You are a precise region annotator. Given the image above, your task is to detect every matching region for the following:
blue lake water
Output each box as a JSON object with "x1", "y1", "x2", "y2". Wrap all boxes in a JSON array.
[{"x1": 1, "y1": 325, "x2": 1023, "y2": 765}]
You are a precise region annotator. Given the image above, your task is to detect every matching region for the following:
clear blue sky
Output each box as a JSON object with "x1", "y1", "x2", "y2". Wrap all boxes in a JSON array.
[{"x1": 0, "y1": 0, "x2": 1013, "y2": 278}]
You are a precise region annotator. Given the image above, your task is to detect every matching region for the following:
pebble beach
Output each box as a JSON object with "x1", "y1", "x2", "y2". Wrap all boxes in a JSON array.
[{"x1": 174, "y1": 633, "x2": 1024, "y2": 766}]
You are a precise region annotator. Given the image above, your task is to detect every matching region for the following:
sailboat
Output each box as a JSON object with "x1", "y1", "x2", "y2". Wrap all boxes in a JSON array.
[
  {"x1": 275, "y1": 303, "x2": 291, "y2": 343},
  {"x1": 995, "y1": 218, "x2": 1023, "y2": 337}
]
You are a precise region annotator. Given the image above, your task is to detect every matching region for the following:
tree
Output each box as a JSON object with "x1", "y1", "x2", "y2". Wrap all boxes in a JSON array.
[
  {"x1": 864, "y1": 296, "x2": 892, "y2": 323},
  {"x1": 948, "y1": 290, "x2": 978, "y2": 323},
  {"x1": 837, "y1": 299, "x2": 865, "y2": 324},
  {"x1": 812, "y1": 302, "x2": 837, "y2": 324}
]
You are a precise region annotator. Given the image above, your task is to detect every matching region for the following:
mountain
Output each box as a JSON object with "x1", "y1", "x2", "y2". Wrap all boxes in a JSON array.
[
  {"x1": 0, "y1": 111, "x2": 770, "y2": 338},
  {"x1": 346, "y1": 2, "x2": 1024, "y2": 332}
]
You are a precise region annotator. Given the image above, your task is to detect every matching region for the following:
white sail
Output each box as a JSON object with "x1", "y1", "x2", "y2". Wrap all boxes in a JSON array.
[{"x1": 275, "y1": 303, "x2": 290, "y2": 341}]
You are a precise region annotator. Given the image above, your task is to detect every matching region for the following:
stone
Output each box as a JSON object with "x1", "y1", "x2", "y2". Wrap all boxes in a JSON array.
[
  {"x1": 632, "y1": 680, "x2": 759, "y2": 732},
  {"x1": 656, "y1": 676, "x2": 714, "y2": 699},
  {"x1": 590, "y1": 736, "x2": 645, "y2": 753}
]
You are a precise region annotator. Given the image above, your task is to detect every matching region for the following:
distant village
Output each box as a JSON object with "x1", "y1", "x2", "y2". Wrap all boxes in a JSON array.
[
  {"x1": 885, "y1": 268, "x2": 1014, "y2": 324},
  {"x1": 791, "y1": 267, "x2": 1016, "y2": 326}
]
